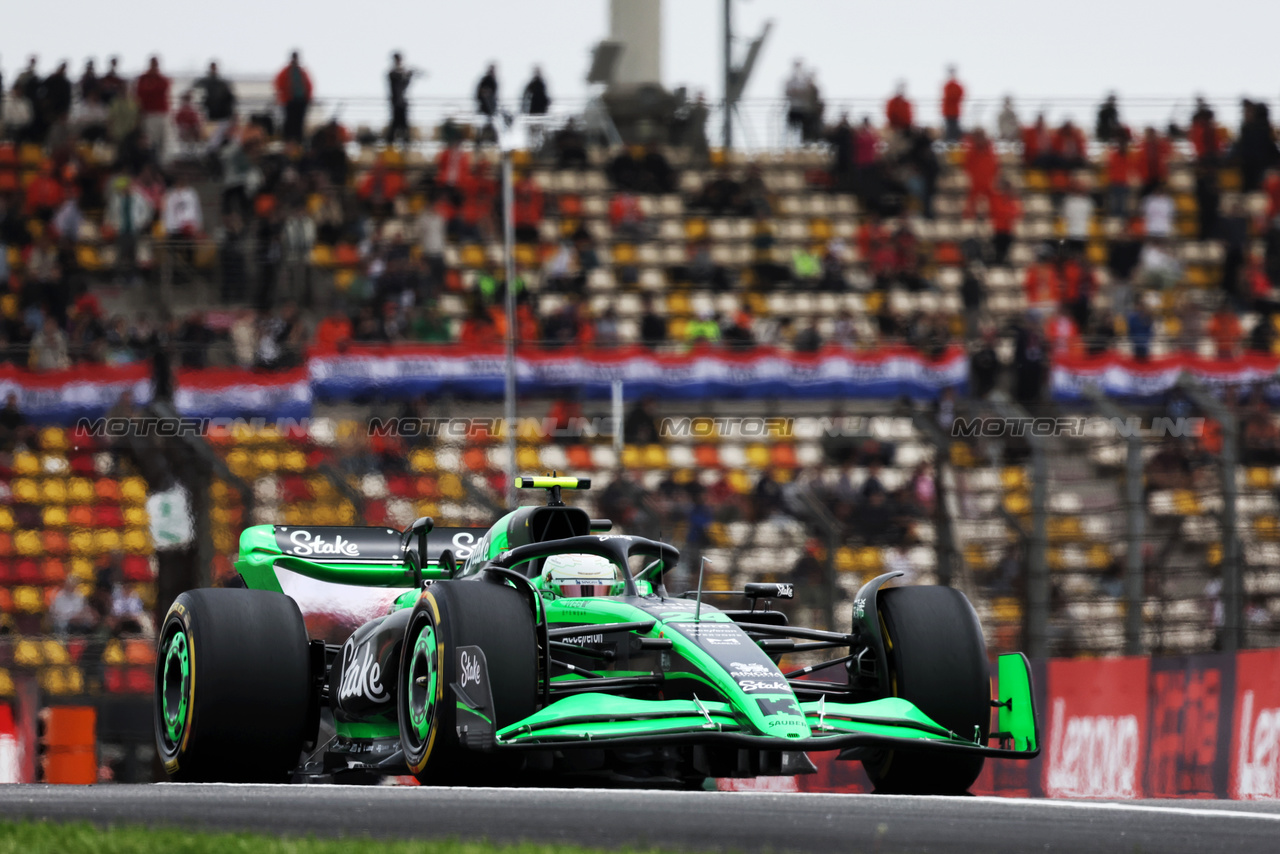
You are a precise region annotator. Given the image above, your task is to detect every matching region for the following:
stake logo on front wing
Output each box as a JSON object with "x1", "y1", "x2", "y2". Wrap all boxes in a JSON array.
[{"x1": 338, "y1": 638, "x2": 388, "y2": 703}]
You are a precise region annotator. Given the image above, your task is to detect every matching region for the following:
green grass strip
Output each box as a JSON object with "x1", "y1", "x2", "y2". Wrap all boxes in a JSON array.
[{"x1": 0, "y1": 821, "x2": 675, "y2": 854}]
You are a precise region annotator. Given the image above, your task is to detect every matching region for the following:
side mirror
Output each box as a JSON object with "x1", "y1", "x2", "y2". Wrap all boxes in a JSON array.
[
  {"x1": 744, "y1": 582, "x2": 794, "y2": 601},
  {"x1": 400, "y1": 516, "x2": 434, "y2": 587}
]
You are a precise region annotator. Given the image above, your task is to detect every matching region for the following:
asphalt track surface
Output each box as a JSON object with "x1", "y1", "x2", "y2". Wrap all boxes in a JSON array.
[{"x1": 1, "y1": 784, "x2": 1279, "y2": 853}]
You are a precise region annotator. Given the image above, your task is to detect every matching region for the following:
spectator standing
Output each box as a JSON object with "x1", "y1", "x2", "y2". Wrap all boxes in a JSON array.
[
  {"x1": 962, "y1": 128, "x2": 999, "y2": 217},
  {"x1": 886, "y1": 83, "x2": 913, "y2": 134},
  {"x1": 30, "y1": 317, "x2": 71, "y2": 371},
  {"x1": 784, "y1": 60, "x2": 811, "y2": 143},
  {"x1": 42, "y1": 62, "x2": 73, "y2": 138},
  {"x1": 1142, "y1": 181, "x2": 1175, "y2": 239},
  {"x1": 941, "y1": 65, "x2": 964, "y2": 142},
  {"x1": 98, "y1": 57, "x2": 125, "y2": 104},
  {"x1": 387, "y1": 52, "x2": 414, "y2": 145},
  {"x1": 522, "y1": 67, "x2": 551, "y2": 115},
  {"x1": 274, "y1": 52, "x2": 313, "y2": 144},
  {"x1": 1135, "y1": 127, "x2": 1170, "y2": 196},
  {"x1": 103, "y1": 175, "x2": 153, "y2": 285},
  {"x1": 1095, "y1": 93, "x2": 1122, "y2": 142},
  {"x1": 1189, "y1": 97, "x2": 1220, "y2": 165},
  {"x1": 996, "y1": 96, "x2": 1021, "y2": 143},
  {"x1": 78, "y1": 60, "x2": 99, "y2": 103},
  {"x1": 162, "y1": 173, "x2": 202, "y2": 238},
  {"x1": 1061, "y1": 182, "x2": 1094, "y2": 257},
  {"x1": 476, "y1": 64, "x2": 499, "y2": 118},
  {"x1": 135, "y1": 56, "x2": 171, "y2": 157},
  {"x1": 990, "y1": 178, "x2": 1020, "y2": 265},
  {"x1": 194, "y1": 61, "x2": 237, "y2": 148},
  {"x1": 1106, "y1": 136, "x2": 1133, "y2": 217},
  {"x1": 1237, "y1": 100, "x2": 1279, "y2": 193}
]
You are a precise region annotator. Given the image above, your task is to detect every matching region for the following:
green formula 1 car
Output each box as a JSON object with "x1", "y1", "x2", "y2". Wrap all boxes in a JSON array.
[{"x1": 155, "y1": 476, "x2": 1039, "y2": 792}]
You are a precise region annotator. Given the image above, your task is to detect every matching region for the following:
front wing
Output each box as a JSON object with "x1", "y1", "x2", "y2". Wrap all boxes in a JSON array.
[{"x1": 457, "y1": 651, "x2": 1039, "y2": 760}]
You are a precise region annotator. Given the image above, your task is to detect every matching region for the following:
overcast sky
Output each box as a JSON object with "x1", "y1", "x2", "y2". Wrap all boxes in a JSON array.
[{"x1": 5, "y1": 0, "x2": 1278, "y2": 131}]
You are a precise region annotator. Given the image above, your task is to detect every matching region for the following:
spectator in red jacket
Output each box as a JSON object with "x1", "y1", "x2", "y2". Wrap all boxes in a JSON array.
[
  {"x1": 135, "y1": 56, "x2": 171, "y2": 157},
  {"x1": 1022, "y1": 114, "x2": 1053, "y2": 168},
  {"x1": 1024, "y1": 255, "x2": 1060, "y2": 313},
  {"x1": 1189, "y1": 98, "x2": 1221, "y2": 165},
  {"x1": 941, "y1": 66, "x2": 964, "y2": 143},
  {"x1": 274, "y1": 52, "x2": 313, "y2": 144},
  {"x1": 963, "y1": 128, "x2": 999, "y2": 217},
  {"x1": 1052, "y1": 120, "x2": 1087, "y2": 171},
  {"x1": 23, "y1": 161, "x2": 64, "y2": 220},
  {"x1": 356, "y1": 157, "x2": 405, "y2": 216},
  {"x1": 886, "y1": 84, "x2": 913, "y2": 134},
  {"x1": 513, "y1": 173, "x2": 544, "y2": 243},
  {"x1": 989, "y1": 179, "x2": 1021, "y2": 266},
  {"x1": 1106, "y1": 136, "x2": 1134, "y2": 217},
  {"x1": 1135, "y1": 127, "x2": 1171, "y2": 196}
]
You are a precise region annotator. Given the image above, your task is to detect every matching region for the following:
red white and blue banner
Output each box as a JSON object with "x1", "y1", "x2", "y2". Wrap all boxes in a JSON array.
[
  {"x1": 173, "y1": 367, "x2": 312, "y2": 420},
  {"x1": 1052, "y1": 353, "x2": 1280, "y2": 402},
  {"x1": 0, "y1": 363, "x2": 152, "y2": 423},
  {"x1": 308, "y1": 344, "x2": 972, "y2": 402}
]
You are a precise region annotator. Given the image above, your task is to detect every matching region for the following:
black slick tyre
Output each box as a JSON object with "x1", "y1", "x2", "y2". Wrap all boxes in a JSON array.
[
  {"x1": 154, "y1": 588, "x2": 312, "y2": 782},
  {"x1": 399, "y1": 580, "x2": 537, "y2": 785},
  {"x1": 863, "y1": 585, "x2": 991, "y2": 794}
]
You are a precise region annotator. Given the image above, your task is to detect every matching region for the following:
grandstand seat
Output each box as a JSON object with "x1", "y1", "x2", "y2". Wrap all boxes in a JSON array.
[{"x1": 122, "y1": 555, "x2": 153, "y2": 582}]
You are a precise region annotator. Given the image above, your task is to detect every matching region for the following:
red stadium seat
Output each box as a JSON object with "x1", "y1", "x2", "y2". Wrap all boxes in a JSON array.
[
  {"x1": 14, "y1": 559, "x2": 40, "y2": 585},
  {"x1": 41, "y1": 531, "x2": 70, "y2": 556},
  {"x1": 67, "y1": 505, "x2": 93, "y2": 527},
  {"x1": 122, "y1": 555, "x2": 152, "y2": 583},
  {"x1": 92, "y1": 505, "x2": 124, "y2": 528}
]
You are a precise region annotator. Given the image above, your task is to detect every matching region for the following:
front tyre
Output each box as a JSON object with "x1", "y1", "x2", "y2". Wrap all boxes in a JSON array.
[
  {"x1": 863, "y1": 586, "x2": 991, "y2": 794},
  {"x1": 399, "y1": 581, "x2": 537, "y2": 785},
  {"x1": 154, "y1": 588, "x2": 312, "y2": 782}
]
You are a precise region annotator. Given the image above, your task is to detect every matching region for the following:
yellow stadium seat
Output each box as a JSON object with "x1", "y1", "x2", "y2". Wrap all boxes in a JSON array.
[
  {"x1": 68, "y1": 530, "x2": 93, "y2": 557},
  {"x1": 310, "y1": 245, "x2": 334, "y2": 267},
  {"x1": 255, "y1": 450, "x2": 280, "y2": 472},
  {"x1": 642, "y1": 445, "x2": 667, "y2": 469},
  {"x1": 855, "y1": 547, "x2": 883, "y2": 576},
  {"x1": 1247, "y1": 468, "x2": 1272, "y2": 490},
  {"x1": 14, "y1": 638, "x2": 43, "y2": 665},
  {"x1": 39, "y1": 479, "x2": 68, "y2": 505},
  {"x1": 965, "y1": 544, "x2": 990, "y2": 571},
  {"x1": 67, "y1": 478, "x2": 94, "y2": 504},
  {"x1": 1173, "y1": 490, "x2": 1201, "y2": 516},
  {"x1": 439, "y1": 474, "x2": 465, "y2": 501},
  {"x1": 103, "y1": 640, "x2": 126, "y2": 665},
  {"x1": 38, "y1": 427, "x2": 68, "y2": 451},
  {"x1": 13, "y1": 587, "x2": 43, "y2": 614},
  {"x1": 123, "y1": 506, "x2": 148, "y2": 527},
  {"x1": 1087, "y1": 544, "x2": 1111, "y2": 570},
  {"x1": 40, "y1": 666, "x2": 84, "y2": 695},
  {"x1": 42, "y1": 507, "x2": 68, "y2": 528},
  {"x1": 1255, "y1": 516, "x2": 1279, "y2": 541},
  {"x1": 460, "y1": 245, "x2": 486, "y2": 268},
  {"x1": 1001, "y1": 467, "x2": 1027, "y2": 490},
  {"x1": 0, "y1": 669, "x2": 14, "y2": 696},
  {"x1": 14, "y1": 531, "x2": 41, "y2": 556},
  {"x1": 835, "y1": 546, "x2": 858, "y2": 573},
  {"x1": 282, "y1": 450, "x2": 307, "y2": 472},
  {"x1": 41, "y1": 639, "x2": 70, "y2": 665},
  {"x1": 613, "y1": 244, "x2": 637, "y2": 266},
  {"x1": 409, "y1": 450, "x2": 435, "y2": 473},
  {"x1": 620, "y1": 445, "x2": 642, "y2": 468},
  {"x1": 1004, "y1": 492, "x2": 1030, "y2": 515},
  {"x1": 11, "y1": 479, "x2": 38, "y2": 503},
  {"x1": 94, "y1": 529, "x2": 122, "y2": 554},
  {"x1": 684, "y1": 219, "x2": 707, "y2": 241},
  {"x1": 120, "y1": 477, "x2": 148, "y2": 505},
  {"x1": 70, "y1": 559, "x2": 95, "y2": 581},
  {"x1": 415, "y1": 501, "x2": 440, "y2": 519},
  {"x1": 745, "y1": 445, "x2": 771, "y2": 469},
  {"x1": 726, "y1": 470, "x2": 753, "y2": 494},
  {"x1": 517, "y1": 446, "x2": 541, "y2": 471},
  {"x1": 0, "y1": 508, "x2": 12, "y2": 530}
]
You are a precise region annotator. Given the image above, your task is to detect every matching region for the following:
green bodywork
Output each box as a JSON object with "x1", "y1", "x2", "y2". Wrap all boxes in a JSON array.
[{"x1": 231, "y1": 496, "x2": 1040, "y2": 760}]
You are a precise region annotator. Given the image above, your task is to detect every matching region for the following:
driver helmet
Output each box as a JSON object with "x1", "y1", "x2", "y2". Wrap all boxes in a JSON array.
[{"x1": 542, "y1": 553, "x2": 625, "y2": 598}]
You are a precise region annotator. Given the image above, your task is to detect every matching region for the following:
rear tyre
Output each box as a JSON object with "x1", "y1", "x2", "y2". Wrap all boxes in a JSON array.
[
  {"x1": 154, "y1": 588, "x2": 312, "y2": 782},
  {"x1": 399, "y1": 581, "x2": 537, "y2": 785},
  {"x1": 862, "y1": 586, "x2": 990, "y2": 795}
]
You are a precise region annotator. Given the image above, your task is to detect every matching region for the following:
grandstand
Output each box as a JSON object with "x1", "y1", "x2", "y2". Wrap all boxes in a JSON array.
[{"x1": 3, "y1": 50, "x2": 1280, "y2": 782}]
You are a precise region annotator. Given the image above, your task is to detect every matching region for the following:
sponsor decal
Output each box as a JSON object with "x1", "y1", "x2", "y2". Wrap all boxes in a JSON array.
[
  {"x1": 757, "y1": 697, "x2": 802, "y2": 718},
  {"x1": 1147, "y1": 660, "x2": 1223, "y2": 798},
  {"x1": 705, "y1": 637, "x2": 741, "y2": 646},
  {"x1": 450, "y1": 532, "x2": 478, "y2": 560},
  {"x1": 1232, "y1": 649, "x2": 1280, "y2": 799},
  {"x1": 729, "y1": 662, "x2": 775, "y2": 677},
  {"x1": 1046, "y1": 698, "x2": 1141, "y2": 798},
  {"x1": 560, "y1": 633, "x2": 605, "y2": 645},
  {"x1": 775, "y1": 583, "x2": 793, "y2": 598},
  {"x1": 459, "y1": 649, "x2": 482, "y2": 689},
  {"x1": 767, "y1": 718, "x2": 804, "y2": 727},
  {"x1": 338, "y1": 638, "x2": 389, "y2": 703},
  {"x1": 853, "y1": 597, "x2": 866, "y2": 619},
  {"x1": 738, "y1": 680, "x2": 791, "y2": 694},
  {"x1": 286, "y1": 529, "x2": 361, "y2": 557}
]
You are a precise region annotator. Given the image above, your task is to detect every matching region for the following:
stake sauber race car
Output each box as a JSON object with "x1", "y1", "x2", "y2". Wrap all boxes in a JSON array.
[{"x1": 155, "y1": 476, "x2": 1039, "y2": 792}]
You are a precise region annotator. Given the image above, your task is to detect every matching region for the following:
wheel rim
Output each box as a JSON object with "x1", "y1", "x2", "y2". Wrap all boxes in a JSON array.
[
  {"x1": 406, "y1": 623, "x2": 438, "y2": 749},
  {"x1": 160, "y1": 629, "x2": 190, "y2": 749}
]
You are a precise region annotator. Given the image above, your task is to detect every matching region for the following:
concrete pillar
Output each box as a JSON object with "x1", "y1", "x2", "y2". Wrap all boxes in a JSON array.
[{"x1": 609, "y1": 0, "x2": 663, "y2": 87}]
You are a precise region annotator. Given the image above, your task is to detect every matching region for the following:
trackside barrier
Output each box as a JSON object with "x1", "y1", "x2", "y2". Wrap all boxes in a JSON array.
[
  {"x1": 720, "y1": 648, "x2": 1280, "y2": 798},
  {"x1": 39, "y1": 706, "x2": 96, "y2": 785}
]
